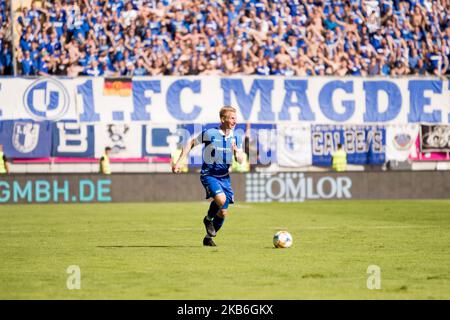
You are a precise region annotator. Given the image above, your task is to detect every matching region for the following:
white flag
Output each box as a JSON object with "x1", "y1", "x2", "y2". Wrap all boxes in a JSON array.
[
  {"x1": 94, "y1": 123, "x2": 142, "y2": 158},
  {"x1": 277, "y1": 124, "x2": 312, "y2": 167},
  {"x1": 386, "y1": 124, "x2": 419, "y2": 161}
]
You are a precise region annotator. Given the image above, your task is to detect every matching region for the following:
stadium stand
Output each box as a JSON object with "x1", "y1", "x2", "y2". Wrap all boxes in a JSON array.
[
  {"x1": 0, "y1": 0, "x2": 12, "y2": 75},
  {"x1": 9, "y1": 0, "x2": 450, "y2": 77}
]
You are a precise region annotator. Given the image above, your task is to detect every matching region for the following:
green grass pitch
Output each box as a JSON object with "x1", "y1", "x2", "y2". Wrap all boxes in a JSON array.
[{"x1": 1, "y1": 200, "x2": 449, "y2": 299}]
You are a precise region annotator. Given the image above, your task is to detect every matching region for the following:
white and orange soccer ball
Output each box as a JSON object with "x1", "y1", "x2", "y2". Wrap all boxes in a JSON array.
[{"x1": 273, "y1": 231, "x2": 293, "y2": 248}]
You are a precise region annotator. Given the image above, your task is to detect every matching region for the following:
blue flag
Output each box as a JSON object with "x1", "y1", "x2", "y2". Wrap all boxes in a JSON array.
[{"x1": 0, "y1": 120, "x2": 52, "y2": 158}]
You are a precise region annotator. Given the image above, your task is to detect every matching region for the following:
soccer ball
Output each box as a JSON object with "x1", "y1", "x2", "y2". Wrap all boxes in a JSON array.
[{"x1": 273, "y1": 231, "x2": 293, "y2": 248}]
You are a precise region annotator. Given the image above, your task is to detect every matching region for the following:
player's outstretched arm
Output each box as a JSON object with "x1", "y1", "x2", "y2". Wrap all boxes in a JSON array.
[
  {"x1": 172, "y1": 138, "x2": 196, "y2": 173},
  {"x1": 232, "y1": 140, "x2": 244, "y2": 164}
]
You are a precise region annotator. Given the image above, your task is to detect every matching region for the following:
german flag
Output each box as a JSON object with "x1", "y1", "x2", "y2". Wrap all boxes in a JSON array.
[{"x1": 103, "y1": 78, "x2": 132, "y2": 96}]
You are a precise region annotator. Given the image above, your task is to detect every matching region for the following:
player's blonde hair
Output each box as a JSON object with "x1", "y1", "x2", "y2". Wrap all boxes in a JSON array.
[{"x1": 219, "y1": 106, "x2": 237, "y2": 120}]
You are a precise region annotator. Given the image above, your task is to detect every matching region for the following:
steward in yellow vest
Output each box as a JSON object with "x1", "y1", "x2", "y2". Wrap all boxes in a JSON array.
[
  {"x1": 0, "y1": 144, "x2": 9, "y2": 174},
  {"x1": 100, "y1": 147, "x2": 112, "y2": 174},
  {"x1": 332, "y1": 143, "x2": 347, "y2": 172}
]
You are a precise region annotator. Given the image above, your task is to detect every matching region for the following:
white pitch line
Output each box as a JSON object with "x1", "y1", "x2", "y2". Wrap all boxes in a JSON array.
[{"x1": 285, "y1": 225, "x2": 440, "y2": 230}]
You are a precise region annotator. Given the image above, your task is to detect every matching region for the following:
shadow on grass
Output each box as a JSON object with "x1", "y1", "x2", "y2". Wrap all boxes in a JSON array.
[{"x1": 97, "y1": 245, "x2": 200, "y2": 249}]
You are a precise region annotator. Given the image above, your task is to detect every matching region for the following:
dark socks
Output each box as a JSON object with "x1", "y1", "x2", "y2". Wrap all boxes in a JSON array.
[
  {"x1": 207, "y1": 201, "x2": 220, "y2": 220},
  {"x1": 213, "y1": 215, "x2": 224, "y2": 233},
  {"x1": 205, "y1": 200, "x2": 226, "y2": 234}
]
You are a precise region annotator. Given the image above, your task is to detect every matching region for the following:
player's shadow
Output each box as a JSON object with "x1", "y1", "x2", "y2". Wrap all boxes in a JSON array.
[{"x1": 97, "y1": 245, "x2": 199, "y2": 249}]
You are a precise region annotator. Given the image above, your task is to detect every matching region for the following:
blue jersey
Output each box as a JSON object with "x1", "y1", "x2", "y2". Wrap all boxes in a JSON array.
[{"x1": 195, "y1": 127, "x2": 242, "y2": 177}]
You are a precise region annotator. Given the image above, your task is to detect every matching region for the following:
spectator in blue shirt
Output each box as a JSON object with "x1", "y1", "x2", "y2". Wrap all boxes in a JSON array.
[
  {"x1": 19, "y1": 50, "x2": 36, "y2": 75},
  {"x1": 9, "y1": 0, "x2": 449, "y2": 77}
]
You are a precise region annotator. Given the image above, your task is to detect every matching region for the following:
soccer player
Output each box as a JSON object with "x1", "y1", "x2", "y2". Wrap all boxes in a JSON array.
[{"x1": 172, "y1": 106, "x2": 245, "y2": 246}]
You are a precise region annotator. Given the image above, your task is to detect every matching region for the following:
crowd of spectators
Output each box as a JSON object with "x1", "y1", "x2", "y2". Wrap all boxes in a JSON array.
[
  {"x1": 0, "y1": 0, "x2": 12, "y2": 75},
  {"x1": 9, "y1": 0, "x2": 450, "y2": 77}
]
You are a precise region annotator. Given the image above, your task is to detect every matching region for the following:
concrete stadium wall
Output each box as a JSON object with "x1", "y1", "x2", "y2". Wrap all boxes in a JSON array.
[{"x1": 0, "y1": 171, "x2": 449, "y2": 204}]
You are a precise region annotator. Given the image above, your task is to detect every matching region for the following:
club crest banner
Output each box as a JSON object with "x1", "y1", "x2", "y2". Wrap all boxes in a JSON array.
[{"x1": 0, "y1": 77, "x2": 448, "y2": 125}]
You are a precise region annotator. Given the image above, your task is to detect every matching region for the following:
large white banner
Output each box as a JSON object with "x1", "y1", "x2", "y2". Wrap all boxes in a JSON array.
[
  {"x1": 0, "y1": 76, "x2": 448, "y2": 125},
  {"x1": 276, "y1": 124, "x2": 312, "y2": 167},
  {"x1": 94, "y1": 123, "x2": 142, "y2": 158},
  {"x1": 386, "y1": 124, "x2": 420, "y2": 161}
]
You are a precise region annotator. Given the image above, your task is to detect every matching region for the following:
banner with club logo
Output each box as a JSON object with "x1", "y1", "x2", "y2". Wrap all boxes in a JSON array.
[
  {"x1": 0, "y1": 120, "x2": 52, "y2": 158},
  {"x1": 385, "y1": 124, "x2": 420, "y2": 161},
  {"x1": 0, "y1": 77, "x2": 448, "y2": 125},
  {"x1": 276, "y1": 124, "x2": 312, "y2": 167}
]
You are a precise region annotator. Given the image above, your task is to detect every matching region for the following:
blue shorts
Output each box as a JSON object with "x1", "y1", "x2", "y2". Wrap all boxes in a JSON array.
[{"x1": 200, "y1": 174, "x2": 234, "y2": 209}]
